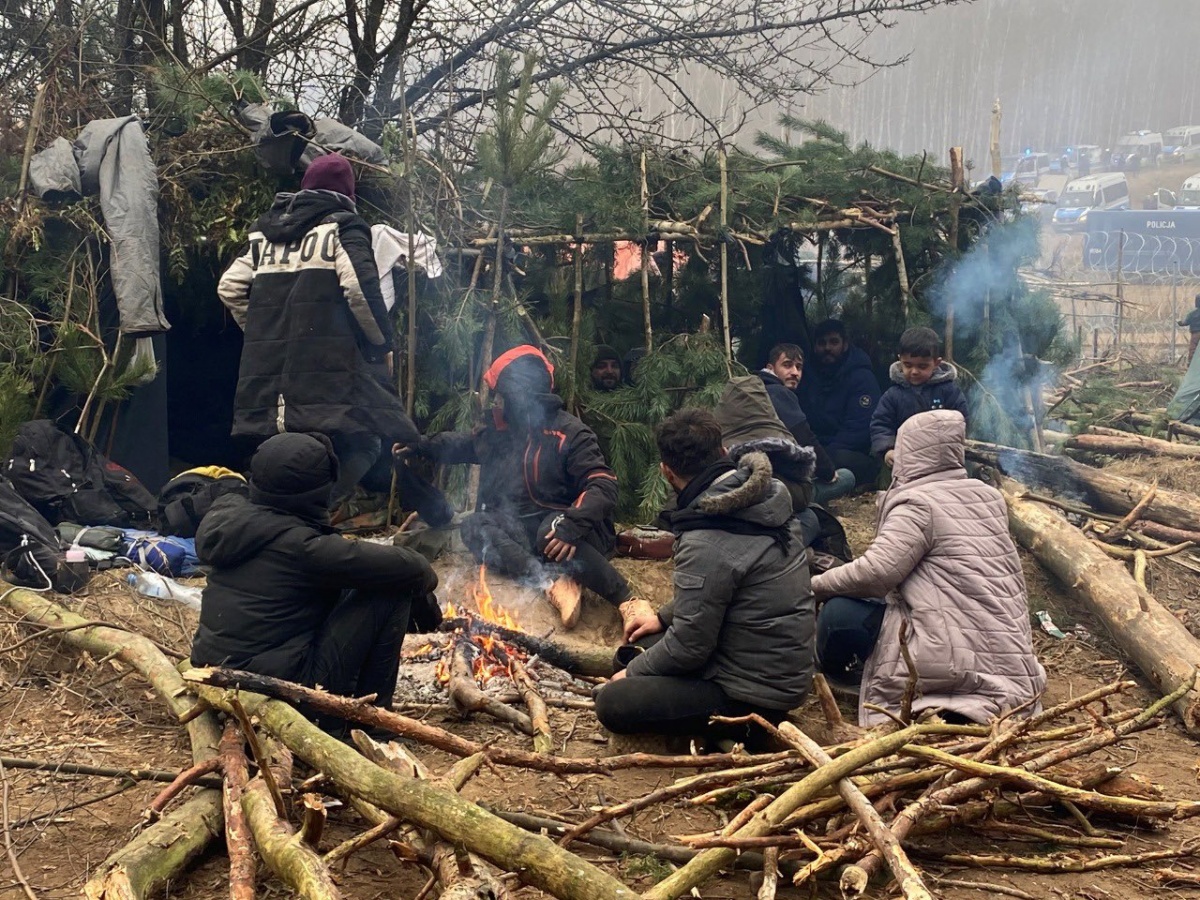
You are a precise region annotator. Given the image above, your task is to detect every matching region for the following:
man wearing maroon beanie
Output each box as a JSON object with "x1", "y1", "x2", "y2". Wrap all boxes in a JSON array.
[{"x1": 218, "y1": 152, "x2": 420, "y2": 509}]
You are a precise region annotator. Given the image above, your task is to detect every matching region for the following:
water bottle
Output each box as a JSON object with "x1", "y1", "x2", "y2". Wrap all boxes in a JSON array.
[{"x1": 127, "y1": 571, "x2": 203, "y2": 611}]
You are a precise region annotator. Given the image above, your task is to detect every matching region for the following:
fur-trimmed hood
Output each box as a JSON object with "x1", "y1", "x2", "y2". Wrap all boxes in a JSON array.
[
  {"x1": 888, "y1": 360, "x2": 958, "y2": 387},
  {"x1": 692, "y1": 451, "x2": 793, "y2": 525},
  {"x1": 727, "y1": 437, "x2": 816, "y2": 483}
]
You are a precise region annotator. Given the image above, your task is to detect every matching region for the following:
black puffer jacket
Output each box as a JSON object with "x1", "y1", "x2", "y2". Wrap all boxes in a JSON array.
[
  {"x1": 757, "y1": 370, "x2": 836, "y2": 481},
  {"x1": 424, "y1": 396, "x2": 618, "y2": 547},
  {"x1": 217, "y1": 190, "x2": 419, "y2": 443},
  {"x1": 625, "y1": 453, "x2": 814, "y2": 710},
  {"x1": 190, "y1": 494, "x2": 436, "y2": 681}
]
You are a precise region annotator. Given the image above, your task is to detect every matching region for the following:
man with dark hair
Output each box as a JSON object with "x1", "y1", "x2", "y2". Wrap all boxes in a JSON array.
[
  {"x1": 759, "y1": 343, "x2": 855, "y2": 505},
  {"x1": 595, "y1": 408, "x2": 814, "y2": 748},
  {"x1": 190, "y1": 433, "x2": 437, "y2": 736},
  {"x1": 412, "y1": 346, "x2": 645, "y2": 630},
  {"x1": 590, "y1": 346, "x2": 623, "y2": 392},
  {"x1": 871, "y1": 326, "x2": 969, "y2": 467},
  {"x1": 1179, "y1": 295, "x2": 1200, "y2": 363},
  {"x1": 796, "y1": 320, "x2": 882, "y2": 486},
  {"x1": 218, "y1": 153, "x2": 420, "y2": 508}
]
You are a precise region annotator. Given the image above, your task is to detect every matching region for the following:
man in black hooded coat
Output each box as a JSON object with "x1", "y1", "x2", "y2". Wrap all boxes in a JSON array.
[
  {"x1": 190, "y1": 433, "x2": 437, "y2": 723},
  {"x1": 217, "y1": 153, "x2": 421, "y2": 506},
  {"x1": 410, "y1": 345, "x2": 645, "y2": 630}
]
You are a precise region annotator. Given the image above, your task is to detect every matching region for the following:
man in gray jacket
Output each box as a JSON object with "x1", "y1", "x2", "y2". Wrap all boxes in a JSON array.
[{"x1": 594, "y1": 408, "x2": 814, "y2": 748}]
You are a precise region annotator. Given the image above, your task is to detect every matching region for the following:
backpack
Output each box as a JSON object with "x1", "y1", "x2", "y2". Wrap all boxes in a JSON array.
[
  {"x1": 5, "y1": 420, "x2": 155, "y2": 528},
  {"x1": 122, "y1": 531, "x2": 199, "y2": 577},
  {"x1": 156, "y1": 467, "x2": 248, "y2": 538},
  {"x1": 0, "y1": 475, "x2": 66, "y2": 590}
]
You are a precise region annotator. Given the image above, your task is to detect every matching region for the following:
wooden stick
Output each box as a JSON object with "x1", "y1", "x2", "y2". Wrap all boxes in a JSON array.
[
  {"x1": 757, "y1": 846, "x2": 779, "y2": 900},
  {"x1": 507, "y1": 654, "x2": 554, "y2": 754},
  {"x1": 229, "y1": 696, "x2": 287, "y2": 818},
  {"x1": 810, "y1": 673, "x2": 850, "y2": 734},
  {"x1": 323, "y1": 817, "x2": 402, "y2": 867},
  {"x1": 299, "y1": 794, "x2": 327, "y2": 849},
  {"x1": 145, "y1": 757, "x2": 224, "y2": 821},
  {"x1": 641, "y1": 150, "x2": 653, "y2": 354},
  {"x1": 912, "y1": 844, "x2": 1199, "y2": 872},
  {"x1": 184, "y1": 665, "x2": 801, "y2": 774},
  {"x1": 1155, "y1": 867, "x2": 1200, "y2": 886},
  {"x1": 932, "y1": 877, "x2": 1035, "y2": 899},
  {"x1": 774, "y1": 721, "x2": 932, "y2": 900},
  {"x1": 1103, "y1": 480, "x2": 1157, "y2": 542},
  {"x1": 220, "y1": 721, "x2": 256, "y2": 900},
  {"x1": 0, "y1": 756, "x2": 223, "y2": 787},
  {"x1": 0, "y1": 761, "x2": 37, "y2": 900},
  {"x1": 446, "y1": 640, "x2": 534, "y2": 734}
]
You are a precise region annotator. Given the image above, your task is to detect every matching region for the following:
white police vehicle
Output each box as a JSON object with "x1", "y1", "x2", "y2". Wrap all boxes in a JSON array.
[{"x1": 1052, "y1": 174, "x2": 1130, "y2": 230}]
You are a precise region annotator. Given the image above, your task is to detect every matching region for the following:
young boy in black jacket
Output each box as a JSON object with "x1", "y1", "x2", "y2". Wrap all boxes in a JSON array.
[{"x1": 870, "y1": 327, "x2": 969, "y2": 467}]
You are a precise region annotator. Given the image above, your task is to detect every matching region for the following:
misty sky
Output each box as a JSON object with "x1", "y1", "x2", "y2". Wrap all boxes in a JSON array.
[{"x1": 795, "y1": 0, "x2": 1199, "y2": 167}]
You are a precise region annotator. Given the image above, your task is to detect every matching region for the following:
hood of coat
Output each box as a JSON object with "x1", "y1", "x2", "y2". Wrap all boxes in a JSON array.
[
  {"x1": 727, "y1": 437, "x2": 816, "y2": 482},
  {"x1": 714, "y1": 374, "x2": 793, "y2": 446},
  {"x1": 693, "y1": 451, "x2": 793, "y2": 526},
  {"x1": 888, "y1": 360, "x2": 959, "y2": 387},
  {"x1": 194, "y1": 492, "x2": 309, "y2": 567},
  {"x1": 256, "y1": 190, "x2": 357, "y2": 243},
  {"x1": 891, "y1": 409, "x2": 967, "y2": 486}
]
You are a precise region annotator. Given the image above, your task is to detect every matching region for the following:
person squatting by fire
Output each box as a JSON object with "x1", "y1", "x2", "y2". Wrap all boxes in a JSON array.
[{"x1": 399, "y1": 345, "x2": 652, "y2": 632}]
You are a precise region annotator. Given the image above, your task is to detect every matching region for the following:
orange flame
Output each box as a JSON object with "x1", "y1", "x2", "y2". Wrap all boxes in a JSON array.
[{"x1": 471, "y1": 566, "x2": 520, "y2": 630}]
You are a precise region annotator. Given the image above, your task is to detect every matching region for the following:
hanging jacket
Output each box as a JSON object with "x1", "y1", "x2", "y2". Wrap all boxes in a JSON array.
[
  {"x1": 870, "y1": 361, "x2": 969, "y2": 454},
  {"x1": 812, "y1": 410, "x2": 1046, "y2": 726},
  {"x1": 625, "y1": 452, "x2": 814, "y2": 710},
  {"x1": 422, "y1": 398, "x2": 618, "y2": 547},
  {"x1": 217, "y1": 190, "x2": 419, "y2": 443},
  {"x1": 190, "y1": 492, "x2": 436, "y2": 681},
  {"x1": 796, "y1": 346, "x2": 881, "y2": 455}
]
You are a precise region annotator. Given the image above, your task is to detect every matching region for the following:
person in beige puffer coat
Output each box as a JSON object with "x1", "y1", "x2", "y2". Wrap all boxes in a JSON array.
[{"x1": 811, "y1": 409, "x2": 1046, "y2": 726}]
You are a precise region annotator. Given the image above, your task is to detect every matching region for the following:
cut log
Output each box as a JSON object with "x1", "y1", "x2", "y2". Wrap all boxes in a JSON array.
[
  {"x1": 219, "y1": 722, "x2": 256, "y2": 900},
  {"x1": 996, "y1": 476, "x2": 1200, "y2": 732},
  {"x1": 446, "y1": 639, "x2": 534, "y2": 734},
  {"x1": 967, "y1": 441, "x2": 1200, "y2": 533},
  {"x1": 1065, "y1": 432, "x2": 1200, "y2": 460},
  {"x1": 188, "y1": 683, "x2": 640, "y2": 900},
  {"x1": 0, "y1": 588, "x2": 226, "y2": 900}
]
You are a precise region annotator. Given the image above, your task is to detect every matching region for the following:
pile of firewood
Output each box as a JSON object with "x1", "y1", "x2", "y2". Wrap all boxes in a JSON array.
[{"x1": 6, "y1": 584, "x2": 1200, "y2": 900}]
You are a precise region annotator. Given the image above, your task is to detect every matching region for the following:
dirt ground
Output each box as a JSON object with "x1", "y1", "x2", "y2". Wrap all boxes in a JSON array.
[{"x1": 4, "y1": 485, "x2": 1200, "y2": 899}]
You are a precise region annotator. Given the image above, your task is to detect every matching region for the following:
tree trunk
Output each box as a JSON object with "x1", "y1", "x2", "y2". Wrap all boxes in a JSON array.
[
  {"x1": 997, "y1": 477, "x2": 1200, "y2": 732},
  {"x1": 220, "y1": 722, "x2": 256, "y2": 900},
  {"x1": 967, "y1": 441, "x2": 1200, "y2": 533},
  {"x1": 189, "y1": 685, "x2": 640, "y2": 900},
  {"x1": 1065, "y1": 432, "x2": 1200, "y2": 460}
]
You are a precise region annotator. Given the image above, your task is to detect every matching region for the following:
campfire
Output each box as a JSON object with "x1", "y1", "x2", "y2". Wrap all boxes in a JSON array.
[{"x1": 436, "y1": 565, "x2": 526, "y2": 686}]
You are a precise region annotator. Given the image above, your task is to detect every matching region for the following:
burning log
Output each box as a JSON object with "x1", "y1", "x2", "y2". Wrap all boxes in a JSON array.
[
  {"x1": 994, "y1": 475, "x2": 1200, "y2": 732},
  {"x1": 967, "y1": 441, "x2": 1200, "y2": 533},
  {"x1": 436, "y1": 617, "x2": 613, "y2": 677},
  {"x1": 505, "y1": 653, "x2": 554, "y2": 754},
  {"x1": 445, "y1": 639, "x2": 535, "y2": 735}
]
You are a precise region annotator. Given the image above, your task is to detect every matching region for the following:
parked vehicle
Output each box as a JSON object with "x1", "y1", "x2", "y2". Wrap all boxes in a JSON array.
[
  {"x1": 1164, "y1": 127, "x2": 1200, "y2": 163},
  {"x1": 1177, "y1": 174, "x2": 1200, "y2": 211},
  {"x1": 1051, "y1": 145, "x2": 1105, "y2": 175},
  {"x1": 1052, "y1": 173, "x2": 1130, "y2": 229},
  {"x1": 1000, "y1": 151, "x2": 1052, "y2": 187},
  {"x1": 1144, "y1": 188, "x2": 1178, "y2": 210},
  {"x1": 1110, "y1": 132, "x2": 1163, "y2": 171}
]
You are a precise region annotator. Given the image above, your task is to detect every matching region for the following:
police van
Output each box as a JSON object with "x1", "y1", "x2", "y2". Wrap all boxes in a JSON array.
[
  {"x1": 1111, "y1": 131, "x2": 1164, "y2": 170},
  {"x1": 1165, "y1": 127, "x2": 1200, "y2": 163},
  {"x1": 1177, "y1": 174, "x2": 1200, "y2": 211},
  {"x1": 1052, "y1": 173, "x2": 1130, "y2": 230}
]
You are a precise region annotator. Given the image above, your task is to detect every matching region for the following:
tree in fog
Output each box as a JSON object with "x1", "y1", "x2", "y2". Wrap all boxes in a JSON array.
[{"x1": 3, "y1": 0, "x2": 969, "y2": 144}]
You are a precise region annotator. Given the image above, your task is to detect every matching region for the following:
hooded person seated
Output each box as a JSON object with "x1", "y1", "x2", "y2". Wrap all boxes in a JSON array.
[
  {"x1": 595, "y1": 409, "x2": 814, "y2": 750},
  {"x1": 189, "y1": 433, "x2": 438, "y2": 735},
  {"x1": 408, "y1": 345, "x2": 646, "y2": 631},
  {"x1": 811, "y1": 410, "x2": 1047, "y2": 726}
]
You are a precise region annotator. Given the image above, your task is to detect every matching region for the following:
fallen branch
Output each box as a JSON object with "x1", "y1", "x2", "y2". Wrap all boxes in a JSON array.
[
  {"x1": 912, "y1": 843, "x2": 1199, "y2": 872},
  {"x1": 437, "y1": 619, "x2": 613, "y2": 676},
  {"x1": 447, "y1": 640, "x2": 534, "y2": 734},
  {"x1": 1066, "y1": 433, "x2": 1200, "y2": 460},
  {"x1": 189, "y1": 682, "x2": 640, "y2": 900},
  {"x1": 242, "y1": 774, "x2": 341, "y2": 899},
  {"x1": 145, "y1": 758, "x2": 224, "y2": 821},
  {"x1": 0, "y1": 756, "x2": 223, "y2": 787},
  {"x1": 508, "y1": 654, "x2": 554, "y2": 753},
  {"x1": 219, "y1": 721, "x2": 256, "y2": 900}
]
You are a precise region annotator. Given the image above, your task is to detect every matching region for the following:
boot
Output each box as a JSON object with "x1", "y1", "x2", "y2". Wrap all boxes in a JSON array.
[
  {"x1": 618, "y1": 597, "x2": 656, "y2": 641},
  {"x1": 546, "y1": 576, "x2": 582, "y2": 628}
]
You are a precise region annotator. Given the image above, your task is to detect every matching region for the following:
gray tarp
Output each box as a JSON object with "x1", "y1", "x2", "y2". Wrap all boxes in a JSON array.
[
  {"x1": 28, "y1": 117, "x2": 169, "y2": 336},
  {"x1": 233, "y1": 102, "x2": 386, "y2": 175}
]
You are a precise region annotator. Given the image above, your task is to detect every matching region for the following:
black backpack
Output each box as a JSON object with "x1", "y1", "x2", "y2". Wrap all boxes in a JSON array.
[
  {"x1": 157, "y1": 467, "x2": 249, "y2": 538},
  {"x1": 0, "y1": 475, "x2": 66, "y2": 590},
  {"x1": 5, "y1": 420, "x2": 155, "y2": 528}
]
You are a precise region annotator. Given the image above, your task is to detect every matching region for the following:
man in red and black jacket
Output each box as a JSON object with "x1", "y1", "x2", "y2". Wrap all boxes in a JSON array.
[{"x1": 411, "y1": 346, "x2": 642, "y2": 629}]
